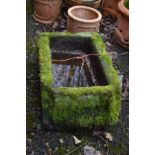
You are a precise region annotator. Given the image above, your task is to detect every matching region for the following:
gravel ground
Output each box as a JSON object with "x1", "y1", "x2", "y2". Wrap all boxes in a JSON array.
[{"x1": 26, "y1": 10, "x2": 129, "y2": 155}]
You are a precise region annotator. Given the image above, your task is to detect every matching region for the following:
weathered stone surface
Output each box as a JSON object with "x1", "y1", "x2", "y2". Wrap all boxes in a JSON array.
[{"x1": 38, "y1": 32, "x2": 121, "y2": 129}]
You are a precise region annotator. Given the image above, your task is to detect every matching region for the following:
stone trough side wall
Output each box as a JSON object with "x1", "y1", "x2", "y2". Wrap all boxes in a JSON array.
[{"x1": 37, "y1": 32, "x2": 121, "y2": 129}]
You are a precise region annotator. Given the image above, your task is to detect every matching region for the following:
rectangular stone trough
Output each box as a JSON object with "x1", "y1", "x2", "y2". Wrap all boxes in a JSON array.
[{"x1": 38, "y1": 32, "x2": 121, "y2": 130}]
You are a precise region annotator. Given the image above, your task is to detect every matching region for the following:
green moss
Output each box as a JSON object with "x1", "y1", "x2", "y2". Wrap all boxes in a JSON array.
[
  {"x1": 55, "y1": 146, "x2": 67, "y2": 155},
  {"x1": 124, "y1": 0, "x2": 129, "y2": 9},
  {"x1": 26, "y1": 36, "x2": 33, "y2": 52},
  {"x1": 37, "y1": 32, "x2": 121, "y2": 128},
  {"x1": 108, "y1": 143, "x2": 124, "y2": 154},
  {"x1": 26, "y1": 112, "x2": 37, "y2": 130},
  {"x1": 38, "y1": 36, "x2": 53, "y2": 85},
  {"x1": 26, "y1": 0, "x2": 34, "y2": 15}
]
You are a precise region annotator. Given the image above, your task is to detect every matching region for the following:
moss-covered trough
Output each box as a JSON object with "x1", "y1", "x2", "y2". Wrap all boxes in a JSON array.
[{"x1": 37, "y1": 32, "x2": 121, "y2": 130}]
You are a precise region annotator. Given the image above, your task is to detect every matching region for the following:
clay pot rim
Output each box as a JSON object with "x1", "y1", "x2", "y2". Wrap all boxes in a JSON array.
[
  {"x1": 103, "y1": 7, "x2": 118, "y2": 18},
  {"x1": 71, "y1": 0, "x2": 101, "y2": 4},
  {"x1": 118, "y1": 0, "x2": 129, "y2": 17},
  {"x1": 68, "y1": 5, "x2": 102, "y2": 23}
]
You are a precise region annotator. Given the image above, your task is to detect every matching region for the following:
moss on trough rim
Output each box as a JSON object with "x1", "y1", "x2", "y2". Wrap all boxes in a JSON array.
[{"x1": 37, "y1": 32, "x2": 121, "y2": 128}]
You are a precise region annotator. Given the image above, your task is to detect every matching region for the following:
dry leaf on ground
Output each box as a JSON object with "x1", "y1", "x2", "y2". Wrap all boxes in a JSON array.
[{"x1": 104, "y1": 132, "x2": 113, "y2": 141}]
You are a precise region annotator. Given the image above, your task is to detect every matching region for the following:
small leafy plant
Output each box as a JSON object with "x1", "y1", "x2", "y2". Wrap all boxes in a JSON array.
[{"x1": 124, "y1": 0, "x2": 129, "y2": 9}]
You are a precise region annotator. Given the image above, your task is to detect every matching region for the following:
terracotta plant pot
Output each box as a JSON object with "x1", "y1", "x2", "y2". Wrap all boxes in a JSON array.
[
  {"x1": 67, "y1": 5, "x2": 102, "y2": 33},
  {"x1": 33, "y1": 0, "x2": 62, "y2": 24},
  {"x1": 64, "y1": 0, "x2": 102, "y2": 9},
  {"x1": 114, "y1": 0, "x2": 129, "y2": 49},
  {"x1": 102, "y1": 0, "x2": 121, "y2": 18}
]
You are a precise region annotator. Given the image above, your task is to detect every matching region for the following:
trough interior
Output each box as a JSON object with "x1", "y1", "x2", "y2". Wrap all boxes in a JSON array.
[{"x1": 50, "y1": 37, "x2": 108, "y2": 87}]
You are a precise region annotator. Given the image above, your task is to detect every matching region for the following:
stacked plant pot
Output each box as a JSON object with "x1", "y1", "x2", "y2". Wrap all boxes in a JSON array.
[
  {"x1": 64, "y1": 0, "x2": 102, "y2": 9},
  {"x1": 114, "y1": 0, "x2": 129, "y2": 49},
  {"x1": 102, "y1": 0, "x2": 121, "y2": 18},
  {"x1": 33, "y1": 0, "x2": 62, "y2": 24}
]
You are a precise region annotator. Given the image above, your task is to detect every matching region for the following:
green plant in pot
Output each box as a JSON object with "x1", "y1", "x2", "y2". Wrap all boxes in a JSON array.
[
  {"x1": 124, "y1": 0, "x2": 129, "y2": 9},
  {"x1": 113, "y1": 0, "x2": 129, "y2": 49},
  {"x1": 64, "y1": 0, "x2": 102, "y2": 9}
]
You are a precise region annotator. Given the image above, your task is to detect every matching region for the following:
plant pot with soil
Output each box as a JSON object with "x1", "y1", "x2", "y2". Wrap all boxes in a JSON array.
[
  {"x1": 102, "y1": 0, "x2": 121, "y2": 18},
  {"x1": 113, "y1": 0, "x2": 129, "y2": 49},
  {"x1": 33, "y1": 0, "x2": 62, "y2": 24},
  {"x1": 67, "y1": 5, "x2": 102, "y2": 33},
  {"x1": 64, "y1": 0, "x2": 102, "y2": 9}
]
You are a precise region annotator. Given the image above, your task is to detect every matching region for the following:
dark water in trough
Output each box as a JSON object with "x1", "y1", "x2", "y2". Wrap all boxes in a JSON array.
[
  {"x1": 51, "y1": 51, "x2": 108, "y2": 88},
  {"x1": 51, "y1": 50, "x2": 96, "y2": 87},
  {"x1": 50, "y1": 38, "x2": 108, "y2": 88}
]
